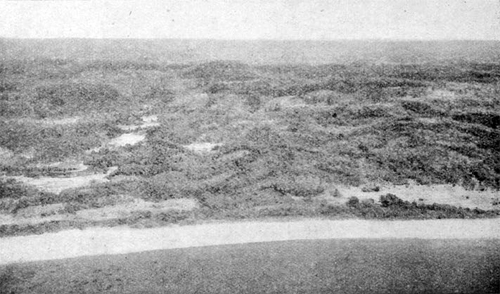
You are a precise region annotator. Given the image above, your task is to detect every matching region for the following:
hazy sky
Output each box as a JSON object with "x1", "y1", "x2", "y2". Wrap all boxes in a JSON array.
[{"x1": 1, "y1": 0, "x2": 499, "y2": 40}]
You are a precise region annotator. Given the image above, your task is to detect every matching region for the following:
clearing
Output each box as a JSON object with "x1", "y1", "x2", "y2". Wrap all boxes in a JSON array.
[{"x1": 10, "y1": 166, "x2": 117, "y2": 194}]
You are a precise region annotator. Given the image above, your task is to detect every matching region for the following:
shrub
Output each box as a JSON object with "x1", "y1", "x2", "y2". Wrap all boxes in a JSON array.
[
  {"x1": 145, "y1": 86, "x2": 175, "y2": 103},
  {"x1": 84, "y1": 149, "x2": 122, "y2": 170},
  {"x1": 346, "y1": 196, "x2": 360, "y2": 207},
  {"x1": 57, "y1": 185, "x2": 126, "y2": 210},
  {"x1": 270, "y1": 174, "x2": 325, "y2": 197},
  {"x1": 206, "y1": 82, "x2": 230, "y2": 94},
  {"x1": 140, "y1": 172, "x2": 205, "y2": 201},
  {"x1": 332, "y1": 188, "x2": 342, "y2": 198},
  {"x1": 332, "y1": 193, "x2": 499, "y2": 219},
  {"x1": 401, "y1": 100, "x2": 444, "y2": 116},
  {"x1": 34, "y1": 82, "x2": 120, "y2": 113},
  {"x1": 303, "y1": 90, "x2": 340, "y2": 105},
  {"x1": 361, "y1": 198, "x2": 375, "y2": 205},
  {"x1": 380, "y1": 193, "x2": 405, "y2": 207},
  {"x1": 153, "y1": 211, "x2": 192, "y2": 223},
  {"x1": 3, "y1": 190, "x2": 60, "y2": 213},
  {"x1": 0, "y1": 100, "x2": 32, "y2": 117},
  {"x1": 355, "y1": 105, "x2": 393, "y2": 119},
  {"x1": 245, "y1": 94, "x2": 262, "y2": 112},
  {"x1": 0, "y1": 81, "x2": 17, "y2": 92},
  {"x1": 323, "y1": 79, "x2": 358, "y2": 94},
  {"x1": 362, "y1": 185, "x2": 380, "y2": 192},
  {"x1": 452, "y1": 111, "x2": 500, "y2": 129},
  {"x1": 0, "y1": 179, "x2": 37, "y2": 199}
]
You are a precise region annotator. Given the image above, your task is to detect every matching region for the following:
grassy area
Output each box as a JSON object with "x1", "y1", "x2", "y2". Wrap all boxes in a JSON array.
[{"x1": 2, "y1": 238, "x2": 499, "y2": 293}]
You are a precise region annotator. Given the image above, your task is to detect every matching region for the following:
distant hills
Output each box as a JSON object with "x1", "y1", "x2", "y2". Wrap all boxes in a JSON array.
[{"x1": 2, "y1": 39, "x2": 500, "y2": 65}]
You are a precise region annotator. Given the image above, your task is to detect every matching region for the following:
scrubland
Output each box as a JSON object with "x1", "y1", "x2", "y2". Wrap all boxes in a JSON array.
[{"x1": 1, "y1": 40, "x2": 499, "y2": 236}]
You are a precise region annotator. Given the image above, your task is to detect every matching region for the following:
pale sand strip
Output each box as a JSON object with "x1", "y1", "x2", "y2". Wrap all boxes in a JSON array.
[{"x1": 1, "y1": 218, "x2": 499, "y2": 264}]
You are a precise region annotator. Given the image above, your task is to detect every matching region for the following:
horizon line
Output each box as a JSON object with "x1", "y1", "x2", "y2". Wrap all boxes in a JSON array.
[{"x1": 2, "y1": 37, "x2": 500, "y2": 42}]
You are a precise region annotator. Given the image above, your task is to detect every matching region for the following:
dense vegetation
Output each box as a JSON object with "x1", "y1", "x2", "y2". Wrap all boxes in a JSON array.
[{"x1": 1, "y1": 40, "x2": 499, "y2": 234}]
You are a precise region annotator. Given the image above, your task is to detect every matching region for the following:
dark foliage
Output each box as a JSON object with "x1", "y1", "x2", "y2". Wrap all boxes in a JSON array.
[
  {"x1": 182, "y1": 61, "x2": 257, "y2": 83},
  {"x1": 35, "y1": 82, "x2": 119, "y2": 107},
  {"x1": 452, "y1": 111, "x2": 500, "y2": 129},
  {"x1": 0, "y1": 178, "x2": 34, "y2": 199}
]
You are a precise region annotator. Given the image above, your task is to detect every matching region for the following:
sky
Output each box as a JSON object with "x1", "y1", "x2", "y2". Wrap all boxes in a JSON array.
[{"x1": 0, "y1": 0, "x2": 499, "y2": 40}]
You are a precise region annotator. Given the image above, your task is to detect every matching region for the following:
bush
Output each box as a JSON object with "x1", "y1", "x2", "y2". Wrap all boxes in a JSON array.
[
  {"x1": 401, "y1": 100, "x2": 444, "y2": 116},
  {"x1": 0, "y1": 100, "x2": 32, "y2": 117},
  {"x1": 84, "y1": 149, "x2": 122, "y2": 170},
  {"x1": 0, "y1": 81, "x2": 17, "y2": 92},
  {"x1": 452, "y1": 111, "x2": 500, "y2": 129},
  {"x1": 270, "y1": 174, "x2": 325, "y2": 197},
  {"x1": 335, "y1": 193, "x2": 499, "y2": 219},
  {"x1": 380, "y1": 193, "x2": 405, "y2": 207},
  {"x1": 354, "y1": 105, "x2": 393, "y2": 119},
  {"x1": 140, "y1": 172, "x2": 205, "y2": 201},
  {"x1": 152, "y1": 211, "x2": 192, "y2": 223},
  {"x1": 362, "y1": 185, "x2": 380, "y2": 192},
  {"x1": 206, "y1": 82, "x2": 230, "y2": 94},
  {"x1": 346, "y1": 196, "x2": 360, "y2": 207},
  {"x1": 0, "y1": 179, "x2": 38, "y2": 200},
  {"x1": 145, "y1": 86, "x2": 175, "y2": 103},
  {"x1": 57, "y1": 185, "x2": 126, "y2": 210},
  {"x1": 332, "y1": 188, "x2": 342, "y2": 198},
  {"x1": 34, "y1": 82, "x2": 120, "y2": 114},
  {"x1": 245, "y1": 94, "x2": 262, "y2": 112}
]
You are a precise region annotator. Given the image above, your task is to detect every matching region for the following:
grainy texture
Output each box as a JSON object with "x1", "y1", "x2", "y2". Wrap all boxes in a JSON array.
[{"x1": 1, "y1": 239, "x2": 499, "y2": 293}]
